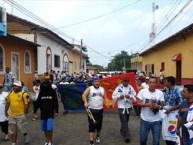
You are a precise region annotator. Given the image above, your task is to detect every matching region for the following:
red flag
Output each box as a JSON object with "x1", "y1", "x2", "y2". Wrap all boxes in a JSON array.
[{"x1": 100, "y1": 73, "x2": 137, "y2": 109}]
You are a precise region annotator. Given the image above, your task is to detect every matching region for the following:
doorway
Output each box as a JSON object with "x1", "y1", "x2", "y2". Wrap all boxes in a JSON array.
[
  {"x1": 176, "y1": 61, "x2": 181, "y2": 85},
  {"x1": 11, "y1": 53, "x2": 19, "y2": 81}
]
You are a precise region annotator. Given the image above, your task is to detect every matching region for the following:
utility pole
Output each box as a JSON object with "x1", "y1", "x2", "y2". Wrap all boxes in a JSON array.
[
  {"x1": 80, "y1": 39, "x2": 83, "y2": 71},
  {"x1": 123, "y1": 57, "x2": 126, "y2": 72},
  {"x1": 149, "y1": 2, "x2": 159, "y2": 44}
]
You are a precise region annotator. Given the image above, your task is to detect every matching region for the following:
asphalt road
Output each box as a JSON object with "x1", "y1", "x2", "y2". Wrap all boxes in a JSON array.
[{"x1": 0, "y1": 102, "x2": 165, "y2": 145}]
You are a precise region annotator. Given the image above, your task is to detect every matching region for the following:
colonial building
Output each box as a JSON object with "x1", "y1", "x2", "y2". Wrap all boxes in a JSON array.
[
  {"x1": 0, "y1": 34, "x2": 39, "y2": 90},
  {"x1": 140, "y1": 23, "x2": 193, "y2": 85},
  {"x1": 6, "y1": 14, "x2": 87, "y2": 76},
  {"x1": 130, "y1": 53, "x2": 142, "y2": 71}
]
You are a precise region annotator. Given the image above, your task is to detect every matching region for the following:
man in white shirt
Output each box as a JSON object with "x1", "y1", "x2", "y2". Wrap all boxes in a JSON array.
[
  {"x1": 112, "y1": 76, "x2": 136, "y2": 143},
  {"x1": 137, "y1": 77, "x2": 164, "y2": 145},
  {"x1": 82, "y1": 79, "x2": 109, "y2": 145},
  {"x1": 159, "y1": 69, "x2": 164, "y2": 85},
  {"x1": 3, "y1": 67, "x2": 15, "y2": 92},
  {"x1": 0, "y1": 84, "x2": 9, "y2": 141},
  {"x1": 141, "y1": 76, "x2": 149, "y2": 89}
]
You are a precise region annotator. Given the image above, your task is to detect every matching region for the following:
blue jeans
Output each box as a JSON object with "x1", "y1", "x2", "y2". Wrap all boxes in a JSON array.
[
  {"x1": 4, "y1": 85, "x2": 12, "y2": 92},
  {"x1": 183, "y1": 136, "x2": 193, "y2": 145},
  {"x1": 140, "y1": 119, "x2": 161, "y2": 145}
]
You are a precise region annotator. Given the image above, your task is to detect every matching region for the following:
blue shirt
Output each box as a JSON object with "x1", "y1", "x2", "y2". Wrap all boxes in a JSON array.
[
  {"x1": 179, "y1": 101, "x2": 193, "y2": 145},
  {"x1": 164, "y1": 86, "x2": 183, "y2": 107},
  {"x1": 22, "y1": 86, "x2": 29, "y2": 93}
]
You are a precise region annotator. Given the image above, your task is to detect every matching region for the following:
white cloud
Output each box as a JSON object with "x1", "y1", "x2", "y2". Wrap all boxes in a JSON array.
[{"x1": 1, "y1": 0, "x2": 193, "y2": 67}]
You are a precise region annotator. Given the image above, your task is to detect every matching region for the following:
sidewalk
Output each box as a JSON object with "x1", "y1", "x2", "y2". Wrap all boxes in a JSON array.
[{"x1": 0, "y1": 102, "x2": 165, "y2": 145}]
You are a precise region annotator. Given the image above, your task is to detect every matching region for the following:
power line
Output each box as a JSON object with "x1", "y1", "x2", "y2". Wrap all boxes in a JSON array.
[
  {"x1": 4, "y1": 0, "x2": 135, "y2": 60},
  {"x1": 126, "y1": 0, "x2": 180, "y2": 54},
  {"x1": 3, "y1": 0, "x2": 75, "y2": 41},
  {"x1": 155, "y1": 0, "x2": 193, "y2": 42},
  {"x1": 156, "y1": 0, "x2": 192, "y2": 38},
  {"x1": 54, "y1": 0, "x2": 142, "y2": 30},
  {"x1": 155, "y1": 0, "x2": 182, "y2": 33},
  {"x1": 138, "y1": 0, "x2": 192, "y2": 53}
]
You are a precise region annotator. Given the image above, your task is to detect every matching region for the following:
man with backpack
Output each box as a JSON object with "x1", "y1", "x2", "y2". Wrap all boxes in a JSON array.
[{"x1": 5, "y1": 81, "x2": 30, "y2": 145}]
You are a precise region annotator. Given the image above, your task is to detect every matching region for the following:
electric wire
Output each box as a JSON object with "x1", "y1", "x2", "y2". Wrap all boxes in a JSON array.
[
  {"x1": 138, "y1": 0, "x2": 192, "y2": 53},
  {"x1": 155, "y1": 0, "x2": 193, "y2": 42},
  {"x1": 155, "y1": 0, "x2": 182, "y2": 33},
  {"x1": 54, "y1": 0, "x2": 142, "y2": 30},
  {"x1": 3, "y1": 0, "x2": 75, "y2": 41},
  {"x1": 2, "y1": 0, "x2": 193, "y2": 62},
  {"x1": 3, "y1": 0, "x2": 144, "y2": 60}
]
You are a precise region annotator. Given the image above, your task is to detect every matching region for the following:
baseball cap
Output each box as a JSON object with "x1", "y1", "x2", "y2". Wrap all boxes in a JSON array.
[
  {"x1": 122, "y1": 76, "x2": 129, "y2": 82},
  {"x1": 93, "y1": 78, "x2": 100, "y2": 82},
  {"x1": 13, "y1": 81, "x2": 22, "y2": 87},
  {"x1": 145, "y1": 77, "x2": 150, "y2": 80}
]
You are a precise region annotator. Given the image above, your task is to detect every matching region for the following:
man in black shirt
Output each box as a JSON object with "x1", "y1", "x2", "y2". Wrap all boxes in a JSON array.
[{"x1": 37, "y1": 80, "x2": 59, "y2": 145}]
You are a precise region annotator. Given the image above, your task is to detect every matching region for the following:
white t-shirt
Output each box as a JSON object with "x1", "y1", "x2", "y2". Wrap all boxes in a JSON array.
[
  {"x1": 59, "y1": 82, "x2": 69, "y2": 85},
  {"x1": 4, "y1": 72, "x2": 14, "y2": 86},
  {"x1": 88, "y1": 86, "x2": 105, "y2": 110},
  {"x1": 137, "y1": 88, "x2": 164, "y2": 122},
  {"x1": 33, "y1": 85, "x2": 40, "y2": 100},
  {"x1": 141, "y1": 82, "x2": 149, "y2": 89},
  {"x1": 52, "y1": 84, "x2": 57, "y2": 90},
  {"x1": 0, "y1": 91, "x2": 8, "y2": 122},
  {"x1": 159, "y1": 72, "x2": 164, "y2": 79}
]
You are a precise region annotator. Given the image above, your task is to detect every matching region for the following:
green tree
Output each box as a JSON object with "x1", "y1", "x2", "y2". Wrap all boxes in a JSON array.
[
  {"x1": 92, "y1": 64, "x2": 105, "y2": 71},
  {"x1": 107, "y1": 51, "x2": 131, "y2": 71}
]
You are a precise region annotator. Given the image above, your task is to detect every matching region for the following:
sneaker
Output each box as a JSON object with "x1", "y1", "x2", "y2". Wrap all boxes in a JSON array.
[
  {"x1": 90, "y1": 144, "x2": 94, "y2": 145},
  {"x1": 24, "y1": 134, "x2": 30, "y2": 144},
  {"x1": 32, "y1": 115, "x2": 37, "y2": 121},
  {"x1": 45, "y1": 141, "x2": 48, "y2": 145},
  {"x1": 32, "y1": 117, "x2": 36, "y2": 121},
  {"x1": 125, "y1": 138, "x2": 130, "y2": 143},
  {"x1": 4, "y1": 134, "x2": 9, "y2": 141},
  {"x1": 47, "y1": 141, "x2": 53, "y2": 145},
  {"x1": 96, "y1": 137, "x2": 100, "y2": 143}
]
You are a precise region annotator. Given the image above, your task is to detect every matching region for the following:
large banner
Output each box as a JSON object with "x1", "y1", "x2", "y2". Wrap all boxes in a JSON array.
[{"x1": 57, "y1": 73, "x2": 137, "y2": 110}]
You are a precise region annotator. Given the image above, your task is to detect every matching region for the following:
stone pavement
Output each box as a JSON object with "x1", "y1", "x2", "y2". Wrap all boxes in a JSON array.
[{"x1": 0, "y1": 102, "x2": 165, "y2": 145}]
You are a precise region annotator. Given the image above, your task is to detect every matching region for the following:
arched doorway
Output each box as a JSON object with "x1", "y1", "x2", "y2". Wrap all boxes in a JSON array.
[
  {"x1": 46, "y1": 47, "x2": 52, "y2": 73},
  {"x1": 62, "y1": 54, "x2": 69, "y2": 74}
]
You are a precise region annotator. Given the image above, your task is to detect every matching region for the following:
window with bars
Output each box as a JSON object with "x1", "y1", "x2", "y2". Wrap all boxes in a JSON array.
[
  {"x1": 24, "y1": 51, "x2": 30, "y2": 72},
  {"x1": 54, "y1": 55, "x2": 60, "y2": 67}
]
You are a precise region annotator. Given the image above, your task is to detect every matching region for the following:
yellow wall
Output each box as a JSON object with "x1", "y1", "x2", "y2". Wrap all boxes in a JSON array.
[
  {"x1": 131, "y1": 56, "x2": 142, "y2": 70},
  {"x1": 68, "y1": 50, "x2": 81, "y2": 74},
  {"x1": 0, "y1": 36, "x2": 37, "y2": 91},
  {"x1": 142, "y1": 33, "x2": 193, "y2": 80}
]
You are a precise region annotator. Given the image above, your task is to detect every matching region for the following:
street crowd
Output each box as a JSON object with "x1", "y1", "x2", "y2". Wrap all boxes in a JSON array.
[{"x1": 0, "y1": 67, "x2": 193, "y2": 145}]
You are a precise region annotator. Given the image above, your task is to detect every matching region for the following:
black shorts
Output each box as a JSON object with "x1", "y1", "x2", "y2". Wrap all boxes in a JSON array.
[
  {"x1": 0, "y1": 120, "x2": 8, "y2": 133},
  {"x1": 88, "y1": 109, "x2": 103, "y2": 132}
]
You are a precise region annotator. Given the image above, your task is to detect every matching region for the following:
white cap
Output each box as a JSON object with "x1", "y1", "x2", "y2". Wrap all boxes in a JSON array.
[
  {"x1": 145, "y1": 77, "x2": 150, "y2": 80},
  {"x1": 13, "y1": 81, "x2": 22, "y2": 87}
]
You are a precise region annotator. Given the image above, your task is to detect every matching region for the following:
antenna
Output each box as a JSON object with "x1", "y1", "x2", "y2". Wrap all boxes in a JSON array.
[{"x1": 149, "y1": 2, "x2": 159, "y2": 44}]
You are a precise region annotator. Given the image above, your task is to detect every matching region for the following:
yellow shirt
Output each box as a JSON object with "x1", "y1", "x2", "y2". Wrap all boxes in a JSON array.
[{"x1": 6, "y1": 91, "x2": 28, "y2": 117}]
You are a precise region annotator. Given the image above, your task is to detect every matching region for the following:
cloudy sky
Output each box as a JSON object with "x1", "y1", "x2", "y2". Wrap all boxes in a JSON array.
[{"x1": 1, "y1": 0, "x2": 193, "y2": 67}]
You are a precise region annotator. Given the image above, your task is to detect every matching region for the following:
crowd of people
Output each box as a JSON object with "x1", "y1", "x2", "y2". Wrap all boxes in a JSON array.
[{"x1": 1, "y1": 67, "x2": 193, "y2": 145}]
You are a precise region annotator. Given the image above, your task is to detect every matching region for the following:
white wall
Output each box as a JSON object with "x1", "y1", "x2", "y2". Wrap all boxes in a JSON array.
[{"x1": 37, "y1": 33, "x2": 70, "y2": 75}]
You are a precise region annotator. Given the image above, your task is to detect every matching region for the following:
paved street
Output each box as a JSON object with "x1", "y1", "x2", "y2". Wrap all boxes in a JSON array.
[{"x1": 0, "y1": 102, "x2": 165, "y2": 145}]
